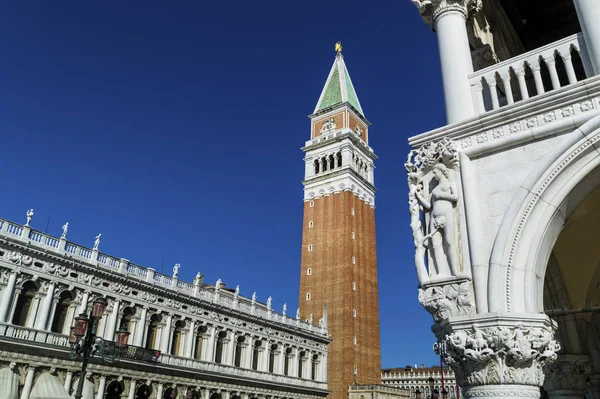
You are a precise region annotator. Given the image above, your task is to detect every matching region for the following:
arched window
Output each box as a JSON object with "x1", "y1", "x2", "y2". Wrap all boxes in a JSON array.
[
  {"x1": 252, "y1": 340, "x2": 262, "y2": 370},
  {"x1": 306, "y1": 293, "x2": 311, "y2": 301},
  {"x1": 145, "y1": 314, "x2": 161, "y2": 350},
  {"x1": 298, "y1": 351, "x2": 306, "y2": 378},
  {"x1": 163, "y1": 387, "x2": 176, "y2": 399},
  {"x1": 307, "y1": 268, "x2": 312, "y2": 276},
  {"x1": 50, "y1": 290, "x2": 73, "y2": 333},
  {"x1": 353, "y1": 309, "x2": 357, "y2": 317},
  {"x1": 119, "y1": 307, "x2": 135, "y2": 331},
  {"x1": 105, "y1": 381, "x2": 124, "y2": 399},
  {"x1": 284, "y1": 347, "x2": 292, "y2": 375},
  {"x1": 170, "y1": 320, "x2": 185, "y2": 356},
  {"x1": 195, "y1": 325, "x2": 207, "y2": 360},
  {"x1": 215, "y1": 330, "x2": 227, "y2": 364},
  {"x1": 328, "y1": 154, "x2": 335, "y2": 169},
  {"x1": 308, "y1": 244, "x2": 313, "y2": 252},
  {"x1": 308, "y1": 221, "x2": 313, "y2": 228},
  {"x1": 322, "y1": 157, "x2": 328, "y2": 172},
  {"x1": 269, "y1": 344, "x2": 277, "y2": 373},
  {"x1": 136, "y1": 383, "x2": 152, "y2": 399},
  {"x1": 311, "y1": 354, "x2": 319, "y2": 380},
  {"x1": 12, "y1": 281, "x2": 38, "y2": 327},
  {"x1": 336, "y1": 152, "x2": 342, "y2": 168},
  {"x1": 234, "y1": 336, "x2": 245, "y2": 367},
  {"x1": 314, "y1": 159, "x2": 320, "y2": 174}
]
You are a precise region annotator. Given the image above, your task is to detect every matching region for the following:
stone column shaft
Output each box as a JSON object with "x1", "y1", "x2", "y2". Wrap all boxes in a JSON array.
[
  {"x1": 128, "y1": 380, "x2": 137, "y2": 399},
  {"x1": 134, "y1": 307, "x2": 148, "y2": 347},
  {"x1": 0, "y1": 272, "x2": 17, "y2": 322},
  {"x1": 77, "y1": 291, "x2": 90, "y2": 315},
  {"x1": 64, "y1": 371, "x2": 73, "y2": 392},
  {"x1": 96, "y1": 376, "x2": 107, "y2": 399},
  {"x1": 34, "y1": 282, "x2": 55, "y2": 330},
  {"x1": 573, "y1": 0, "x2": 600, "y2": 75},
  {"x1": 20, "y1": 367, "x2": 35, "y2": 399},
  {"x1": 105, "y1": 298, "x2": 120, "y2": 341},
  {"x1": 156, "y1": 383, "x2": 164, "y2": 399}
]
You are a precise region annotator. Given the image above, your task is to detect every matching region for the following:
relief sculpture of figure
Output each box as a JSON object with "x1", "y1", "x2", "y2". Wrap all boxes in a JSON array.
[{"x1": 415, "y1": 163, "x2": 459, "y2": 277}]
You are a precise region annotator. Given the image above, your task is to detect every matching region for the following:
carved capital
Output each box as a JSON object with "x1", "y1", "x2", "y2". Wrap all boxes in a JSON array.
[
  {"x1": 434, "y1": 315, "x2": 560, "y2": 387},
  {"x1": 543, "y1": 354, "x2": 592, "y2": 393},
  {"x1": 411, "y1": 0, "x2": 481, "y2": 27},
  {"x1": 418, "y1": 278, "x2": 475, "y2": 322}
]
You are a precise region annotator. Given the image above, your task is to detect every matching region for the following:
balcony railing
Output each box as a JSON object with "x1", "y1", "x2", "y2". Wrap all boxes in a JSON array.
[
  {"x1": 0, "y1": 218, "x2": 326, "y2": 337},
  {"x1": 469, "y1": 33, "x2": 591, "y2": 115}
]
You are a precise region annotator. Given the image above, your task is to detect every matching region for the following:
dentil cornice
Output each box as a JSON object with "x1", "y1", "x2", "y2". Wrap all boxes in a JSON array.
[{"x1": 411, "y1": 0, "x2": 482, "y2": 26}]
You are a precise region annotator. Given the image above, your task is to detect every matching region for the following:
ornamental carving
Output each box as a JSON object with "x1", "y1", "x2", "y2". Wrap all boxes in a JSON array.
[
  {"x1": 411, "y1": 0, "x2": 481, "y2": 26},
  {"x1": 439, "y1": 324, "x2": 560, "y2": 387},
  {"x1": 406, "y1": 138, "x2": 464, "y2": 286},
  {"x1": 543, "y1": 356, "x2": 592, "y2": 392},
  {"x1": 418, "y1": 280, "x2": 474, "y2": 322}
]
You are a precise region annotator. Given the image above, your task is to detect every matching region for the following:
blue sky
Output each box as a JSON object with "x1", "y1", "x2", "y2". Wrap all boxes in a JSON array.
[{"x1": 0, "y1": 1, "x2": 446, "y2": 367}]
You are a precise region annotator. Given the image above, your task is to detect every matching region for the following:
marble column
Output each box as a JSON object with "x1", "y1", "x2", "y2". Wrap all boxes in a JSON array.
[
  {"x1": 34, "y1": 281, "x2": 55, "y2": 330},
  {"x1": 434, "y1": 314, "x2": 560, "y2": 399},
  {"x1": 64, "y1": 371, "x2": 73, "y2": 391},
  {"x1": 0, "y1": 271, "x2": 17, "y2": 322},
  {"x1": 160, "y1": 314, "x2": 173, "y2": 354},
  {"x1": 573, "y1": 0, "x2": 600, "y2": 75},
  {"x1": 77, "y1": 290, "x2": 90, "y2": 315},
  {"x1": 134, "y1": 307, "x2": 148, "y2": 347},
  {"x1": 184, "y1": 320, "x2": 196, "y2": 358},
  {"x1": 204, "y1": 388, "x2": 211, "y2": 399},
  {"x1": 128, "y1": 380, "x2": 137, "y2": 399},
  {"x1": 104, "y1": 298, "x2": 120, "y2": 341},
  {"x1": 544, "y1": 355, "x2": 592, "y2": 399},
  {"x1": 96, "y1": 376, "x2": 107, "y2": 399},
  {"x1": 226, "y1": 331, "x2": 237, "y2": 365},
  {"x1": 412, "y1": 0, "x2": 479, "y2": 123},
  {"x1": 156, "y1": 383, "x2": 164, "y2": 399},
  {"x1": 20, "y1": 367, "x2": 36, "y2": 399}
]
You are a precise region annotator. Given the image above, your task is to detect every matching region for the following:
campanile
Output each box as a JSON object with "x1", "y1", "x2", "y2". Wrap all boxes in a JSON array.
[{"x1": 299, "y1": 43, "x2": 381, "y2": 399}]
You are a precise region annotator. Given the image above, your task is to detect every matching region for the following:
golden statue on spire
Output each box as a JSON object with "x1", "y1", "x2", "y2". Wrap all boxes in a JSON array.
[{"x1": 335, "y1": 41, "x2": 342, "y2": 54}]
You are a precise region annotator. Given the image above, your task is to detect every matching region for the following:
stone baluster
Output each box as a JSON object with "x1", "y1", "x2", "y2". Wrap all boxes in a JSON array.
[
  {"x1": 573, "y1": 0, "x2": 600, "y2": 75},
  {"x1": 561, "y1": 52, "x2": 578, "y2": 85},
  {"x1": 133, "y1": 306, "x2": 148, "y2": 347},
  {"x1": 544, "y1": 55, "x2": 561, "y2": 90},
  {"x1": 531, "y1": 63, "x2": 546, "y2": 95},
  {"x1": 473, "y1": 79, "x2": 485, "y2": 114},
  {"x1": 488, "y1": 78, "x2": 500, "y2": 110},
  {"x1": 515, "y1": 67, "x2": 530, "y2": 101},
  {"x1": 64, "y1": 371, "x2": 73, "y2": 391},
  {"x1": 20, "y1": 366, "x2": 36, "y2": 399},
  {"x1": 34, "y1": 281, "x2": 55, "y2": 330},
  {"x1": 96, "y1": 376, "x2": 107, "y2": 399},
  {"x1": 0, "y1": 271, "x2": 17, "y2": 322},
  {"x1": 500, "y1": 72, "x2": 514, "y2": 105},
  {"x1": 128, "y1": 380, "x2": 137, "y2": 399}
]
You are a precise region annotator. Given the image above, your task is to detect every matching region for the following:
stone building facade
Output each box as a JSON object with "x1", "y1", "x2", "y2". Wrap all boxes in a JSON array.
[
  {"x1": 382, "y1": 366, "x2": 461, "y2": 399},
  {"x1": 299, "y1": 46, "x2": 381, "y2": 399},
  {"x1": 406, "y1": 1, "x2": 600, "y2": 399},
  {"x1": 0, "y1": 216, "x2": 330, "y2": 399}
]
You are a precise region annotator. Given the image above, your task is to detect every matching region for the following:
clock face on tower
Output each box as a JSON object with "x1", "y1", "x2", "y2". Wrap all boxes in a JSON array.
[{"x1": 354, "y1": 124, "x2": 363, "y2": 137}]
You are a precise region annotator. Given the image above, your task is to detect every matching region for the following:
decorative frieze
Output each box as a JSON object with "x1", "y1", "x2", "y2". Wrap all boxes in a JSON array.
[{"x1": 411, "y1": 0, "x2": 482, "y2": 26}]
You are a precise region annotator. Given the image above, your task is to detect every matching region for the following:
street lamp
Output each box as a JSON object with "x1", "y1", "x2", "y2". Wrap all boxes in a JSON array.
[{"x1": 69, "y1": 297, "x2": 129, "y2": 399}]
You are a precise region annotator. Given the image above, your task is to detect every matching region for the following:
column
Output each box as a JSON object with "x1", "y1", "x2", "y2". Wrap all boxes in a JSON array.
[
  {"x1": 77, "y1": 290, "x2": 90, "y2": 315},
  {"x1": 207, "y1": 327, "x2": 217, "y2": 362},
  {"x1": 20, "y1": 366, "x2": 35, "y2": 399},
  {"x1": 34, "y1": 281, "x2": 55, "y2": 330},
  {"x1": 64, "y1": 371, "x2": 73, "y2": 391},
  {"x1": 96, "y1": 376, "x2": 107, "y2": 399},
  {"x1": 500, "y1": 72, "x2": 514, "y2": 105},
  {"x1": 573, "y1": 0, "x2": 600, "y2": 75},
  {"x1": 544, "y1": 56, "x2": 561, "y2": 90},
  {"x1": 128, "y1": 380, "x2": 137, "y2": 399},
  {"x1": 321, "y1": 352, "x2": 328, "y2": 382},
  {"x1": 544, "y1": 355, "x2": 592, "y2": 399},
  {"x1": 134, "y1": 306, "x2": 148, "y2": 347},
  {"x1": 160, "y1": 314, "x2": 173, "y2": 354},
  {"x1": 412, "y1": 0, "x2": 479, "y2": 123},
  {"x1": 259, "y1": 342, "x2": 269, "y2": 372},
  {"x1": 561, "y1": 53, "x2": 578, "y2": 85},
  {"x1": 0, "y1": 271, "x2": 17, "y2": 322},
  {"x1": 488, "y1": 79, "x2": 500, "y2": 110},
  {"x1": 105, "y1": 298, "x2": 120, "y2": 341},
  {"x1": 184, "y1": 320, "x2": 196, "y2": 358},
  {"x1": 437, "y1": 315, "x2": 560, "y2": 399},
  {"x1": 278, "y1": 346, "x2": 286, "y2": 374},
  {"x1": 531, "y1": 64, "x2": 546, "y2": 95},
  {"x1": 226, "y1": 331, "x2": 237, "y2": 365},
  {"x1": 243, "y1": 338, "x2": 253, "y2": 368},
  {"x1": 204, "y1": 389, "x2": 211, "y2": 399},
  {"x1": 156, "y1": 383, "x2": 164, "y2": 399}
]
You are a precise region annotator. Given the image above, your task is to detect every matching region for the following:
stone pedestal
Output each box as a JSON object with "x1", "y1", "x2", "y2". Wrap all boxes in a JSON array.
[{"x1": 433, "y1": 313, "x2": 560, "y2": 399}]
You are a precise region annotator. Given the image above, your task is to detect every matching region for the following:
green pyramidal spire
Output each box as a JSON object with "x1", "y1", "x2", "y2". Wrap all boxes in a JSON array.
[{"x1": 314, "y1": 52, "x2": 364, "y2": 116}]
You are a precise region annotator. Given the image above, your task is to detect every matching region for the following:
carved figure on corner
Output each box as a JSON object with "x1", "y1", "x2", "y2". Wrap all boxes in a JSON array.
[
  {"x1": 267, "y1": 296, "x2": 272, "y2": 310},
  {"x1": 26, "y1": 209, "x2": 34, "y2": 226},
  {"x1": 93, "y1": 233, "x2": 101, "y2": 250},
  {"x1": 251, "y1": 292, "x2": 256, "y2": 305},
  {"x1": 61, "y1": 222, "x2": 69, "y2": 239},
  {"x1": 296, "y1": 308, "x2": 300, "y2": 320},
  {"x1": 282, "y1": 303, "x2": 287, "y2": 316},
  {"x1": 405, "y1": 138, "x2": 462, "y2": 284},
  {"x1": 172, "y1": 263, "x2": 180, "y2": 278}
]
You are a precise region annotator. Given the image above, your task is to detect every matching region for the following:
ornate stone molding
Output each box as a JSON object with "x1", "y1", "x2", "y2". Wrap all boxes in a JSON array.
[
  {"x1": 411, "y1": 0, "x2": 482, "y2": 26},
  {"x1": 462, "y1": 385, "x2": 540, "y2": 398},
  {"x1": 435, "y1": 318, "x2": 560, "y2": 387},
  {"x1": 418, "y1": 279, "x2": 475, "y2": 322},
  {"x1": 543, "y1": 354, "x2": 592, "y2": 393}
]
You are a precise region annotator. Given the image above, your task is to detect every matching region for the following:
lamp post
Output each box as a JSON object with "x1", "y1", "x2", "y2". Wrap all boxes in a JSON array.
[{"x1": 69, "y1": 297, "x2": 130, "y2": 399}]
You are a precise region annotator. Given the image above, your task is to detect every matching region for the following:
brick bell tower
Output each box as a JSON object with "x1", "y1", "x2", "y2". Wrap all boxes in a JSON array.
[{"x1": 299, "y1": 43, "x2": 381, "y2": 399}]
